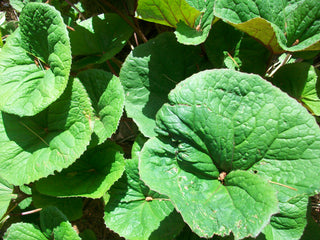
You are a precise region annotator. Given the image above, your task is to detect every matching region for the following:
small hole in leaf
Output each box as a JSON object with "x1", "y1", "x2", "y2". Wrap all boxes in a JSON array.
[{"x1": 253, "y1": 170, "x2": 258, "y2": 174}]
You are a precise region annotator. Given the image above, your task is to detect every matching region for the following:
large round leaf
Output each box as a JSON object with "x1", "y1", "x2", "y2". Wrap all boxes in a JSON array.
[
  {"x1": 214, "y1": 0, "x2": 320, "y2": 53},
  {"x1": 120, "y1": 32, "x2": 211, "y2": 137},
  {"x1": 140, "y1": 69, "x2": 320, "y2": 239},
  {"x1": 0, "y1": 78, "x2": 93, "y2": 185},
  {"x1": 0, "y1": 3, "x2": 71, "y2": 116}
]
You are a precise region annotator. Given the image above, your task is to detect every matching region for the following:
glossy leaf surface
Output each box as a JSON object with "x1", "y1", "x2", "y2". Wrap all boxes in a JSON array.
[
  {"x1": 120, "y1": 32, "x2": 211, "y2": 137},
  {"x1": 214, "y1": 0, "x2": 320, "y2": 53},
  {"x1": 140, "y1": 69, "x2": 320, "y2": 239},
  {"x1": 0, "y1": 78, "x2": 93, "y2": 185},
  {"x1": 175, "y1": 0, "x2": 216, "y2": 45},
  {"x1": 3, "y1": 223, "x2": 47, "y2": 240},
  {"x1": 0, "y1": 3, "x2": 71, "y2": 116},
  {"x1": 136, "y1": 0, "x2": 200, "y2": 28},
  {"x1": 77, "y1": 69, "x2": 124, "y2": 146}
]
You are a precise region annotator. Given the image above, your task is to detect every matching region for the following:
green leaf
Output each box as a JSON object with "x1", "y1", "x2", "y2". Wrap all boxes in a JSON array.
[
  {"x1": 205, "y1": 21, "x2": 270, "y2": 75},
  {"x1": 69, "y1": 13, "x2": 133, "y2": 64},
  {"x1": 204, "y1": 20, "x2": 242, "y2": 68},
  {"x1": 214, "y1": 0, "x2": 320, "y2": 53},
  {"x1": 140, "y1": 69, "x2": 320, "y2": 238},
  {"x1": 263, "y1": 194, "x2": 308, "y2": 240},
  {"x1": 35, "y1": 141, "x2": 125, "y2": 198},
  {"x1": 40, "y1": 206, "x2": 80, "y2": 240},
  {"x1": 0, "y1": 77, "x2": 93, "y2": 185},
  {"x1": 32, "y1": 187, "x2": 83, "y2": 221},
  {"x1": 104, "y1": 136, "x2": 185, "y2": 240},
  {"x1": 235, "y1": 34, "x2": 271, "y2": 76},
  {"x1": 0, "y1": 3, "x2": 71, "y2": 116},
  {"x1": 9, "y1": 0, "x2": 43, "y2": 12},
  {"x1": 3, "y1": 223, "x2": 47, "y2": 240},
  {"x1": 136, "y1": 0, "x2": 201, "y2": 28},
  {"x1": 0, "y1": 178, "x2": 16, "y2": 220},
  {"x1": 79, "y1": 229, "x2": 97, "y2": 240},
  {"x1": 0, "y1": 21, "x2": 18, "y2": 38},
  {"x1": 271, "y1": 62, "x2": 320, "y2": 116},
  {"x1": 77, "y1": 69, "x2": 124, "y2": 146},
  {"x1": 141, "y1": 138, "x2": 278, "y2": 239},
  {"x1": 175, "y1": 0, "x2": 216, "y2": 45},
  {"x1": 120, "y1": 32, "x2": 211, "y2": 137},
  {"x1": 18, "y1": 185, "x2": 32, "y2": 209}
]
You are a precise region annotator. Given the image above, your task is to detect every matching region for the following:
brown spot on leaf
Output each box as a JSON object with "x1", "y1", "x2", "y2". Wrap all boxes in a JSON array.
[
  {"x1": 218, "y1": 172, "x2": 227, "y2": 184},
  {"x1": 145, "y1": 196, "x2": 153, "y2": 202}
]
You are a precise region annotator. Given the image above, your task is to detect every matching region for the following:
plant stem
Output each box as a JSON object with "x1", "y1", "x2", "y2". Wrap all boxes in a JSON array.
[
  {"x1": 268, "y1": 53, "x2": 292, "y2": 77},
  {"x1": 21, "y1": 208, "x2": 42, "y2": 216},
  {"x1": 64, "y1": 0, "x2": 85, "y2": 20},
  {"x1": 106, "y1": 60, "x2": 118, "y2": 77}
]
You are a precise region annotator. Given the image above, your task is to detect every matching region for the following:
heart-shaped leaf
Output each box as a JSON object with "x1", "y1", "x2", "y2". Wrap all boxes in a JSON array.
[
  {"x1": 0, "y1": 3, "x2": 71, "y2": 116},
  {"x1": 35, "y1": 141, "x2": 125, "y2": 198},
  {"x1": 104, "y1": 135, "x2": 185, "y2": 240},
  {"x1": 120, "y1": 32, "x2": 211, "y2": 137},
  {"x1": 140, "y1": 69, "x2": 320, "y2": 239},
  {"x1": 214, "y1": 0, "x2": 320, "y2": 53},
  {"x1": 0, "y1": 78, "x2": 93, "y2": 185}
]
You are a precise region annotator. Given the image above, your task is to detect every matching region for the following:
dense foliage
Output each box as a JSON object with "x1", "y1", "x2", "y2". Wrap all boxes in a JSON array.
[{"x1": 0, "y1": 0, "x2": 320, "y2": 239}]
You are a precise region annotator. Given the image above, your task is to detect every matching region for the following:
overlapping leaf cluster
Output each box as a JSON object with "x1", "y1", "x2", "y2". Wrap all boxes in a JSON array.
[{"x1": 0, "y1": 0, "x2": 320, "y2": 240}]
